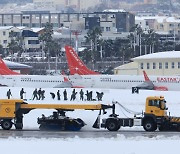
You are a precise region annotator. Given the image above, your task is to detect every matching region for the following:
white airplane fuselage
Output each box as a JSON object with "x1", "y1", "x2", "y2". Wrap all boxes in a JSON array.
[
  {"x1": 0, "y1": 75, "x2": 65, "y2": 88},
  {"x1": 1, "y1": 74, "x2": 180, "y2": 91},
  {"x1": 69, "y1": 74, "x2": 180, "y2": 91}
]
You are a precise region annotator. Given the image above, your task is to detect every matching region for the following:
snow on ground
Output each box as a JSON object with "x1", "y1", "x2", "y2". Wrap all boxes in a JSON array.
[
  {"x1": 1, "y1": 87, "x2": 180, "y2": 154},
  {"x1": 1, "y1": 135, "x2": 180, "y2": 154}
]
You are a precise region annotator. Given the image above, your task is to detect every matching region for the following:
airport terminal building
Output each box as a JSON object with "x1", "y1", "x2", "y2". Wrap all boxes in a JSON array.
[{"x1": 114, "y1": 51, "x2": 180, "y2": 76}]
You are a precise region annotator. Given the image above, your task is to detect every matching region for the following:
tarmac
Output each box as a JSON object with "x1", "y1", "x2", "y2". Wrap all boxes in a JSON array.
[{"x1": 0, "y1": 129, "x2": 179, "y2": 139}]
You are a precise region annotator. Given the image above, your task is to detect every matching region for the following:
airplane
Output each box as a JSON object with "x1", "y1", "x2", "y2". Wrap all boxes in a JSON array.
[
  {"x1": 0, "y1": 46, "x2": 179, "y2": 91},
  {"x1": 0, "y1": 57, "x2": 72, "y2": 88},
  {"x1": 65, "y1": 45, "x2": 180, "y2": 91}
]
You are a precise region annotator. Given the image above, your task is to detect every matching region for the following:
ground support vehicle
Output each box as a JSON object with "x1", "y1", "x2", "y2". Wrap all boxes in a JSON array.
[
  {"x1": 0, "y1": 99, "x2": 114, "y2": 131},
  {"x1": 0, "y1": 96, "x2": 180, "y2": 131},
  {"x1": 37, "y1": 111, "x2": 86, "y2": 131},
  {"x1": 99, "y1": 96, "x2": 180, "y2": 131}
]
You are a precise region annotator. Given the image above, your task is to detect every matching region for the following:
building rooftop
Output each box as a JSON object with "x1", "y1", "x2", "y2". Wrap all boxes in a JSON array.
[
  {"x1": 103, "y1": 9, "x2": 126, "y2": 13},
  {"x1": 132, "y1": 51, "x2": 180, "y2": 61},
  {"x1": 0, "y1": 26, "x2": 13, "y2": 30},
  {"x1": 31, "y1": 27, "x2": 45, "y2": 33},
  {"x1": 135, "y1": 16, "x2": 180, "y2": 23}
]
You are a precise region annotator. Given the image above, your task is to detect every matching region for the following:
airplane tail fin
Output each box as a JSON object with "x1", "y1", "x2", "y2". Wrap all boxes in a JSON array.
[
  {"x1": 143, "y1": 70, "x2": 150, "y2": 81},
  {"x1": 0, "y1": 57, "x2": 20, "y2": 75},
  {"x1": 65, "y1": 45, "x2": 99, "y2": 75}
]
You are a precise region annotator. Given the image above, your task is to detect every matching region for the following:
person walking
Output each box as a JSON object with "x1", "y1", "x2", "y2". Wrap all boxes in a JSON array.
[
  {"x1": 57, "y1": 90, "x2": 61, "y2": 100},
  {"x1": 89, "y1": 91, "x2": 93, "y2": 101},
  {"x1": 63, "y1": 89, "x2": 68, "y2": 100},
  {"x1": 41, "y1": 90, "x2": 45, "y2": 100},
  {"x1": 7, "y1": 89, "x2": 12, "y2": 99},
  {"x1": 32, "y1": 88, "x2": 38, "y2": 100},
  {"x1": 20, "y1": 88, "x2": 26, "y2": 99},
  {"x1": 70, "y1": 89, "x2": 77, "y2": 101},
  {"x1": 79, "y1": 89, "x2": 84, "y2": 101},
  {"x1": 38, "y1": 88, "x2": 42, "y2": 100},
  {"x1": 85, "y1": 90, "x2": 89, "y2": 101}
]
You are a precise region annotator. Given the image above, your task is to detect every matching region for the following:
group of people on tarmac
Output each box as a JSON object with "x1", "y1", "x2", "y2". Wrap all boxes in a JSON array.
[
  {"x1": 51, "y1": 89, "x2": 104, "y2": 101},
  {"x1": 32, "y1": 88, "x2": 45, "y2": 100},
  {"x1": 6, "y1": 88, "x2": 104, "y2": 101}
]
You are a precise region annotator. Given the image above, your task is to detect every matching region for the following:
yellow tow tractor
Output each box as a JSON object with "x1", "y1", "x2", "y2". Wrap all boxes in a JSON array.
[
  {"x1": 100, "y1": 96, "x2": 180, "y2": 131},
  {"x1": 0, "y1": 96, "x2": 180, "y2": 131}
]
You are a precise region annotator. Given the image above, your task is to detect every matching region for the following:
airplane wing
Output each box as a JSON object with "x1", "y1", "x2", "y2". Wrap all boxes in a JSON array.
[
  {"x1": 136, "y1": 71, "x2": 168, "y2": 91},
  {"x1": 54, "y1": 71, "x2": 84, "y2": 88},
  {"x1": 136, "y1": 81, "x2": 154, "y2": 90}
]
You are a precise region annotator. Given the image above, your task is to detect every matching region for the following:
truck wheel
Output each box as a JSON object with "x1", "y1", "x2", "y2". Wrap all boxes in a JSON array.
[
  {"x1": 106, "y1": 119, "x2": 120, "y2": 131},
  {"x1": 1, "y1": 120, "x2": 12, "y2": 130},
  {"x1": 143, "y1": 120, "x2": 157, "y2": 132},
  {"x1": 15, "y1": 123, "x2": 23, "y2": 130}
]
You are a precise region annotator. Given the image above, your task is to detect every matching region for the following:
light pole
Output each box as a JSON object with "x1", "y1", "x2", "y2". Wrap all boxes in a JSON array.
[
  {"x1": 69, "y1": 22, "x2": 72, "y2": 46},
  {"x1": 174, "y1": 23, "x2": 176, "y2": 51}
]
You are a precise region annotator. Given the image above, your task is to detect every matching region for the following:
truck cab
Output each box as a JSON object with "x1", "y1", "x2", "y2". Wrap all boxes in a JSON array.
[
  {"x1": 145, "y1": 96, "x2": 167, "y2": 117},
  {"x1": 143, "y1": 96, "x2": 180, "y2": 131}
]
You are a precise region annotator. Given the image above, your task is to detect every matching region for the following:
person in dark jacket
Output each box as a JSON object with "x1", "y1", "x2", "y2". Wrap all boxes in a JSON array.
[
  {"x1": 79, "y1": 89, "x2": 84, "y2": 101},
  {"x1": 85, "y1": 90, "x2": 89, "y2": 101},
  {"x1": 70, "y1": 89, "x2": 77, "y2": 101},
  {"x1": 32, "y1": 88, "x2": 38, "y2": 100},
  {"x1": 50, "y1": 92, "x2": 55, "y2": 99},
  {"x1": 41, "y1": 90, "x2": 45, "y2": 100},
  {"x1": 89, "y1": 91, "x2": 93, "y2": 101},
  {"x1": 7, "y1": 89, "x2": 12, "y2": 99},
  {"x1": 63, "y1": 89, "x2": 68, "y2": 100},
  {"x1": 20, "y1": 88, "x2": 26, "y2": 99},
  {"x1": 57, "y1": 90, "x2": 61, "y2": 100},
  {"x1": 38, "y1": 88, "x2": 42, "y2": 100},
  {"x1": 96, "y1": 92, "x2": 104, "y2": 101}
]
